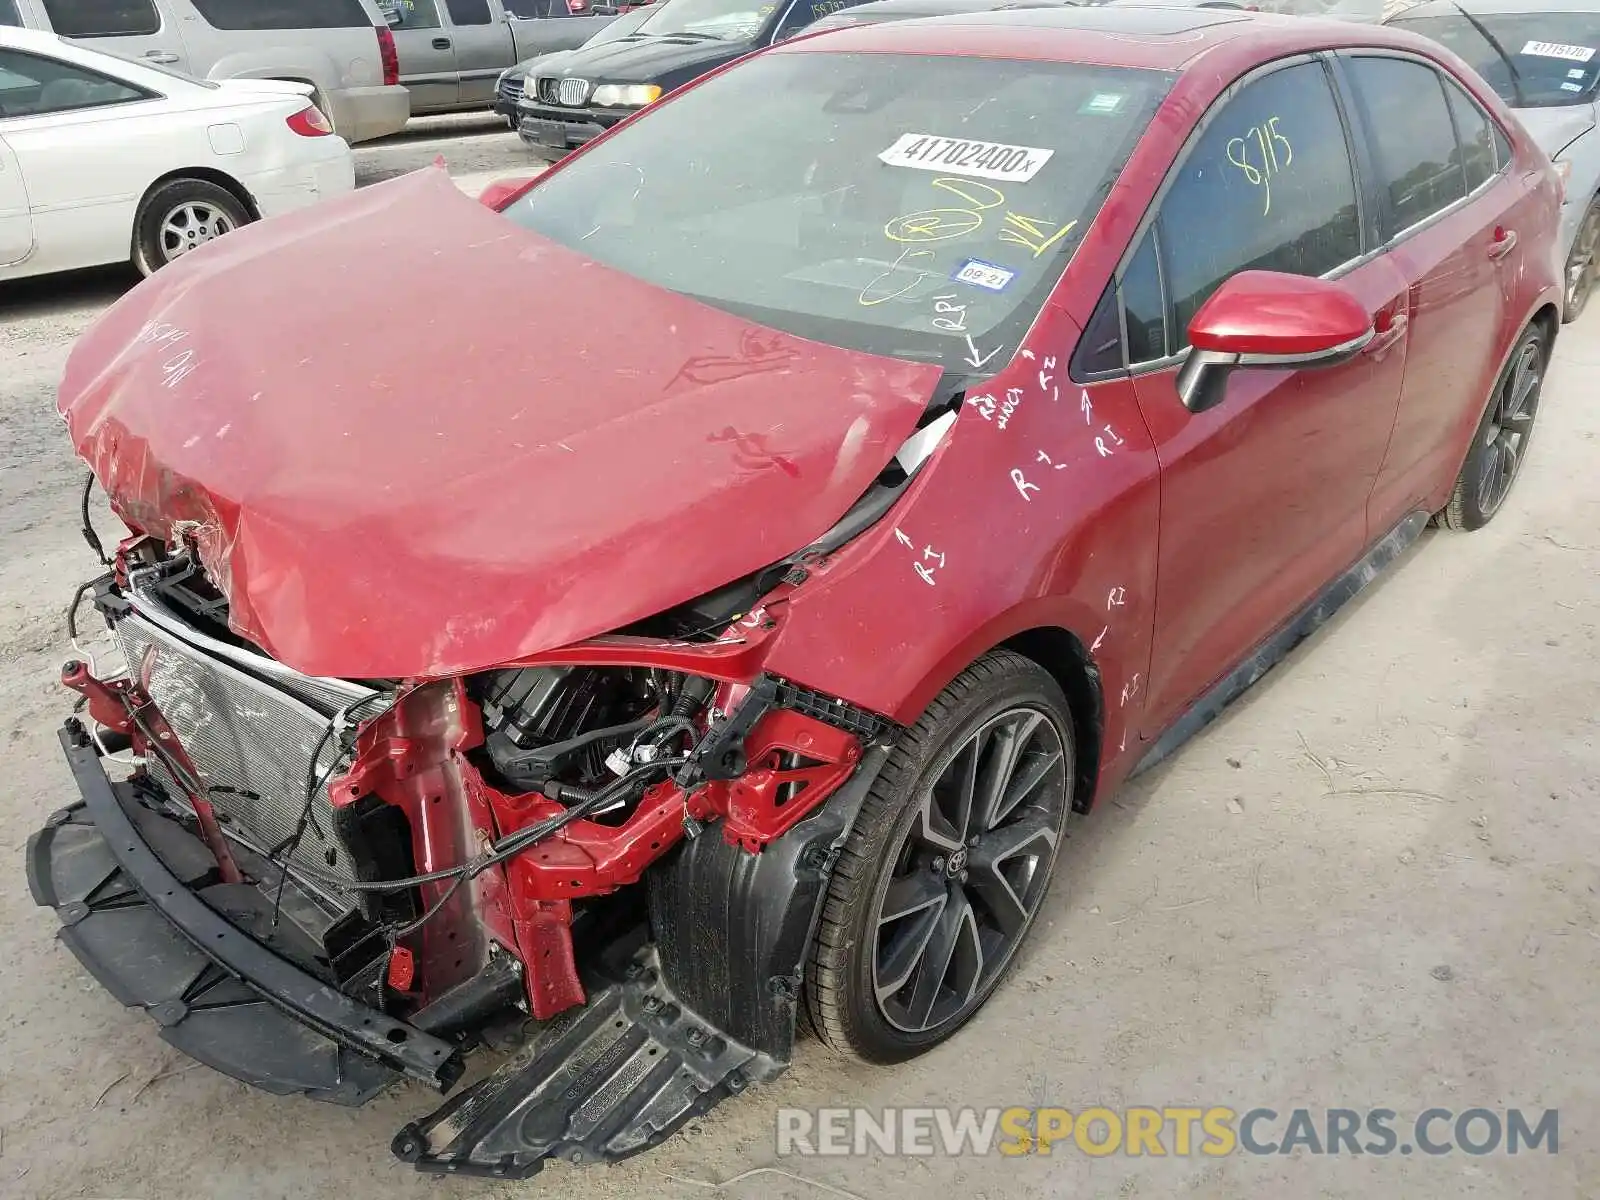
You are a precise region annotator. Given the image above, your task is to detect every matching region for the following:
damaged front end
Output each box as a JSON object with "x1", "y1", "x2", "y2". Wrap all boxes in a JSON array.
[{"x1": 29, "y1": 540, "x2": 895, "y2": 1177}]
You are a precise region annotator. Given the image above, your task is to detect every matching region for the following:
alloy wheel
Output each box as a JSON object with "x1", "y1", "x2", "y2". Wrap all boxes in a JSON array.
[
  {"x1": 159, "y1": 202, "x2": 236, "y2": 263},
  {"x1": 1566, "y1": 207, "x2": 1600, "y2": 321},
  {"x1": 1475, "y1": 336, "x2": 1541, "y2": 518},
  {"x1": 872, "y1": 706, "x2": 1069, "y2": 1035}
]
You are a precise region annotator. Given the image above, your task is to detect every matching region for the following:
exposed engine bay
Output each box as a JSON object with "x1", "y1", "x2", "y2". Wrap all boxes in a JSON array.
[{"x1": 34, "y1": 536, "x2": 893, "y2": 1176}]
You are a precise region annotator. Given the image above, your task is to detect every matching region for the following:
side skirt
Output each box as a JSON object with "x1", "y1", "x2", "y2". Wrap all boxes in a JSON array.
[{"x1": 1130, "y1": 509, "x2": 1431, "y2": 779}]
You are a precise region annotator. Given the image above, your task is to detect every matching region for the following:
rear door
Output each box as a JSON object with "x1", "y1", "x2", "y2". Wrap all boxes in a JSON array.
[
  {"x1": 445, "y1": 0, "x2": 513, "y2": 104},
  {"x1": 387, "y1": 0, "x2": 459, "y2": 108},
  {"x1": 0, "y1": 131, "x2": 31, "y2": 266},
  {"x1": 37, "y1": 0, "x2": 192, "y2": 71},
  {"x1": 1119, "y1": 56, "x2": 1413, "y2": 736},
  {"x1": 1339, "y1": 53, "x2": 1519, "y2": 526}
]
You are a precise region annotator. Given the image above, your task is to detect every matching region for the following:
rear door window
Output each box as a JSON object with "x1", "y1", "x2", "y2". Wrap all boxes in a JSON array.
[
  {"x1": 1157, "y1": 60, "x2": 1362, "y2": 343},
  {"x1": 1346, "y1": 56, "x2": 1467, "y2": 237},
  {"x1": 40, "y1": 0, "x2": 161, "y2": 37},
  {"x1": 0, "y1": 1, "x2": 22, "y2": 29},
  {"x1": 189, "y1": 0, "x2": 374, "y2": 28}
]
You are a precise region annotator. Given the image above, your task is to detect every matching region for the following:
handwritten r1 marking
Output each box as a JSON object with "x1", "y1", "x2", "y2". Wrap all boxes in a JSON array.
[
  {"x1": 1120, "y1": 673, "x2": 1142, "y2": 707},
  {"x1": 1011, "y1": 468, "x2": 1039, "y2": 501},
  {"x1": 1000, "y1": 213, "x2": 1078, "y2": 258}
]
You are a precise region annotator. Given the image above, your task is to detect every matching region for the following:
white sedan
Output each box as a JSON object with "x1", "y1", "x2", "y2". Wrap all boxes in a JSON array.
[{"x1": 0, "y1": 26, "x2": 355, "y2": 281}]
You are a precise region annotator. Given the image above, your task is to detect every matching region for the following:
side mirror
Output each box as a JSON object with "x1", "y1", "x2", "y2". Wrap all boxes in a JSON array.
[{"x1": 1175, "y1": 270, "x2": 1374, "y2": 414}]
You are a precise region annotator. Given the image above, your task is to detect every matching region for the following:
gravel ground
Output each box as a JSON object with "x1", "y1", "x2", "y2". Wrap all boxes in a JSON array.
[{"x1": 0, "y1": 119, "x2": 1597, "y2": 1200}]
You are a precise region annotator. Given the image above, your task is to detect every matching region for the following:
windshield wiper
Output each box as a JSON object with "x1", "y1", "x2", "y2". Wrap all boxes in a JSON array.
[{"x1": 1452, "y1": 3, "x2": 1526, "y2": 107}]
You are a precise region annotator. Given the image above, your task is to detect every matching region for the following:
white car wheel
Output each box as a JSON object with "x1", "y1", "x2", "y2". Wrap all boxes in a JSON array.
[{"x1": 133, "y1": 179, "x2": 253, "y2": 276}]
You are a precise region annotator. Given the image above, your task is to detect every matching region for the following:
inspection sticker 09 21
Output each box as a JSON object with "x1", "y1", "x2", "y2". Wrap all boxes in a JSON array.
[
  {"x1": 879, "y1": 133, "x2": 1054, "y2": 182},
  {"x1": 953, "y1": 259, "x2": 1016, "y2": 291},
  {"x1": 1522, "y1": 39, "x2": 1596, "y2": 61}
]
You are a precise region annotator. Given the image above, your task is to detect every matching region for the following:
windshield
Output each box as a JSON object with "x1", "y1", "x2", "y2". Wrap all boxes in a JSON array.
[
  {"x1": 503, "y1": 51, "x2": 1171, "y2": 372},
  {"x1": 632, "y1": 0, "x2": 776, "y2": 40},
  {"x1": 1390, "y1": 12, "x2": 1600, "y2": 106}
]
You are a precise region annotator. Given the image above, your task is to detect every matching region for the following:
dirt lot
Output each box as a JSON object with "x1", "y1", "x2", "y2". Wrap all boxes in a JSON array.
[{"x1": 1, "y1": 119, "x2": 1597, "y2": 1200}]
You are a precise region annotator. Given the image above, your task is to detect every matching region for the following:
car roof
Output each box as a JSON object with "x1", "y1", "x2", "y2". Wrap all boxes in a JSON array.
[
  {"x1": 1390, "y1": 0, "x2": 1600, "y2": 16},
  {"x1": 824, "y1": 0, "x2": 1079, "y2": 14},
  {"x1": 786, "y1": 6, "x2": 1438, "y2": 71}
]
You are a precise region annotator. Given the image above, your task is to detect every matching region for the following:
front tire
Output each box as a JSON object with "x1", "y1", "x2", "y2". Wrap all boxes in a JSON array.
[
  {"x1": 132, "y1": 178, "x2": 252, "y2": 277},
  {"x1": 1437, "y1": 322, "x2": 1547, "y2": 531},
  {"x1": 805, "y1": 651, "x2": 1074, "y2": 1063}
]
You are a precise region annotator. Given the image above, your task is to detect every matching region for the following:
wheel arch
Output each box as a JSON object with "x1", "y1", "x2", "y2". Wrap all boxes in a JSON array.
[
  {"x1": 1532, "y1": 300, "x2": 1559, "y2": 344},
  {"x1": 135, "y1": 167, "x2": 261, "y2": 231},
  {"x1": 998, "y1": 626, "x2": 1105, "y2": 814}
]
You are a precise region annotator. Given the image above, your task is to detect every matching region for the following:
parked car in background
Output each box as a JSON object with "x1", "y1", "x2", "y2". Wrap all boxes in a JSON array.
[
  {"x1": 493, "y1": 1, "x2": 653, "y2": 124},
  {"x1": 1386, "y1": 0, "x2": 1600, "y2": 317},
  {"x1": 0, "y1": 25, "x2": 353, "y2": 279},
  {"x1": 35, "y1": 4, "x2": 1559, "y2": 1180},
  {"x1": 513, "y1": 0, "x2": 875, "y2": 156},
  {"x1": 0, "y1": 0, "x2": 408, "y2": 142},
  {"x1": 808, "y1": 0, "x2": 1081, "y2": 32},
  {"x1": 378, "y1": 0, "x2": 654, "y2": 115}
]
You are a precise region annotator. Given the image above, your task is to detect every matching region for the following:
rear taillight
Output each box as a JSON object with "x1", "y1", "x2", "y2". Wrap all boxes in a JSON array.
[
  {"x1": 376, "y1": 25, "x2": 400, "y2": 88},
  {"x1": 287, "y1": 105, "x2": 334, "y2": 137}
]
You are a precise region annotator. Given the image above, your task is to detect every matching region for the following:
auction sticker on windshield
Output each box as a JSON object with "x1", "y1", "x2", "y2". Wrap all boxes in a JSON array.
[
  {"x1": 1522, "y1": 40, "x2": 1596, "y2": 62},
  {"x1": 879, "y1": 133, "x2": 1054, "y2": 182}
]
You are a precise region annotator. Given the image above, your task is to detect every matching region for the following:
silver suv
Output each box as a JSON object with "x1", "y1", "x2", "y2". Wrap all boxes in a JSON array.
[{"x1": 0, "y1": 0, "x2": 410, "y2": 141}]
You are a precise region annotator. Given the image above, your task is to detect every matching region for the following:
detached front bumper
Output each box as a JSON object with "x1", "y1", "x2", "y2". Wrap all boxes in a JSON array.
[{"x1": 27, "y1": 724, "x2": 464, "y2": 1105}]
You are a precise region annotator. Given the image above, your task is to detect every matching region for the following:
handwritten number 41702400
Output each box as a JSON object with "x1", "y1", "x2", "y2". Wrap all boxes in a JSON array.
[{"x1": 1226, "y1": 117, "x2": 1292, "y2": 216}]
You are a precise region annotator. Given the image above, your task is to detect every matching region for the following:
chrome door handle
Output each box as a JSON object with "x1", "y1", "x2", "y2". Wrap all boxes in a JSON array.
[{"x1": 1488, "y1": 227, "x2": 1518, "y2": 260}]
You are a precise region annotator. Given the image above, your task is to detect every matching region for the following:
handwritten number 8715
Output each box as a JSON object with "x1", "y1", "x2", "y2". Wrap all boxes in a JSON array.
[{"x1": 1226, "y1": 117, "x2": 1293, "y2": 217}]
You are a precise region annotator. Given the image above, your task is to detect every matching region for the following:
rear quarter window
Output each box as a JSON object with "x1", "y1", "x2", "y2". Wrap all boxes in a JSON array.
[
  {"x1": 1443, "y1": 75, "x2": 1500, "y2": 191},
  {"x1": 189, "y1": 0, "x2": 375, "y2": 29},
  {"x1": 41, "y1": 0, "x2": 161, "y2": 37},
  {"x1": 0, "y1": 0, "x2": 21, "y2": 28}
]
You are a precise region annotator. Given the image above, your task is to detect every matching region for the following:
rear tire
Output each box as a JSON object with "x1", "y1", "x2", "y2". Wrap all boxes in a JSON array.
[
  {"x1": 1437, "y1": 322, "x2": 1547, "y2": 531},
  {"x1": 132, "y1": 178, "x2": 252, "y2": 277},
  {"x1": 1563, "y1": 197, "x2": 1600, "y2": 323},
  {"x1": 805, "y1": 651, "x2": 1074, "y2": 1063}
]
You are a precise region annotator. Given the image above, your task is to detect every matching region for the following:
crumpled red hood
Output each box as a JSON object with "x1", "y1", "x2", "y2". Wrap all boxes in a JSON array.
[{"x1": 59, "y1": 168, "x2": 939, "y2": 679}]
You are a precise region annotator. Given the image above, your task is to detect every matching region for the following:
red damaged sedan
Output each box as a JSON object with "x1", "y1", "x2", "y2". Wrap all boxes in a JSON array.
[{"x1": 31, "y1": 5, "x2": 1557, "y2": 1178}]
